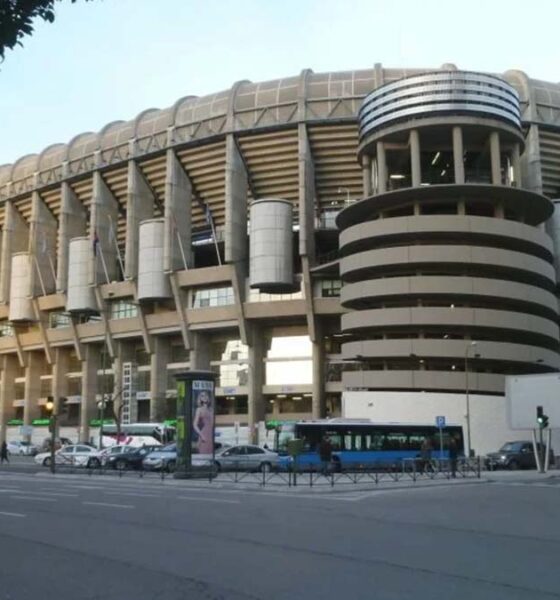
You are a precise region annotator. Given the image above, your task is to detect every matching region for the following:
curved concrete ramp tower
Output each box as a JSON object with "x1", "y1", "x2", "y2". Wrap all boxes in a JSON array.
[{"x1": 337, "y1": 70, "x2": 559, "y2": 395}]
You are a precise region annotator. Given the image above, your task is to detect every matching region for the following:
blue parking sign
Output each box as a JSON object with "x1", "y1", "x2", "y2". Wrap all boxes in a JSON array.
[{"x1": 436, "y1": 416, "x2": 446, "y2": 428}]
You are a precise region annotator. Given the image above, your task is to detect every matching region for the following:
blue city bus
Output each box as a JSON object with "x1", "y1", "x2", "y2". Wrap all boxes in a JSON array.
[{"x1": 278, "y1": 419, "x2": 464, "y2": 469}]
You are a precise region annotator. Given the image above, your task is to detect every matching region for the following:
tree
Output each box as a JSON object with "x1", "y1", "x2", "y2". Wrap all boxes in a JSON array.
[{"x1": 0, "y1": 0, "x2": 91, "y2": 61}]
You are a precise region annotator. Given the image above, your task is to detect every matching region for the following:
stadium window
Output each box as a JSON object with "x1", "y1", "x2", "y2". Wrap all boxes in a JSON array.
[
  {"x1": 192, "y1": 286, "x2": 235, "y2": 308},
  {"x1": 110, "y1": 300, "x2": 138, "y2": 319},
  {"x1": 321, "y1": 280, "x2": 341, "y2": 297}
]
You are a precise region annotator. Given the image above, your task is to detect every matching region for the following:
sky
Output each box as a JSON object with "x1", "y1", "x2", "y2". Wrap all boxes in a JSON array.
[{"x1": 0, "y1": 0, "x2": 559, "y2": 166}]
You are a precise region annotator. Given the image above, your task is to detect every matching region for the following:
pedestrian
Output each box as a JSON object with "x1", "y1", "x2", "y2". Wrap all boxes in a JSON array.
[
  {"x1": 420, "y1": 437, "x2": 433, "y2": 473},
  {"x1": 448, "y1": 436, "x2": 458, "y2": 478},
  {"x1": 0, "y1": 441, "x2": 9, "y2": 464},
  {"x1": 318, "y1": 436, "x2": 333, "y2": 475}
]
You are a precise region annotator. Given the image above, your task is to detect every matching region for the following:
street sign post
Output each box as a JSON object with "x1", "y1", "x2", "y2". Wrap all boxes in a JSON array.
[{"x1": 436, "y1": 416, "x2": 446, "y2": 459}]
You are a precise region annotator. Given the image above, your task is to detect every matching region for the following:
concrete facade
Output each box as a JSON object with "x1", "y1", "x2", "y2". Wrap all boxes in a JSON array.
[{"x1": 0, "y1": 63, "x2": 559, "y2": 447}]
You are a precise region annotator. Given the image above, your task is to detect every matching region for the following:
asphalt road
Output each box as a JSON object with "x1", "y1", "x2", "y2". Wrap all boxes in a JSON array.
[{"x1": 0, "y1": 468, "x2": 559, "y2": 600}]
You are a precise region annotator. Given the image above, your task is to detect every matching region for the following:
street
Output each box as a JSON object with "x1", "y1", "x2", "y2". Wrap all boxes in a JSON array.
[{"x1": 0, "y1": 466, "x2": 559, "y2": 599}]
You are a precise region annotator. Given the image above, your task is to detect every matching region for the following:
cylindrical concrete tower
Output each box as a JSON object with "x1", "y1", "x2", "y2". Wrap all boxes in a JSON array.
[
  {"x1": 138, "y1": 218, "x2": 171, "y2": 301},
  {"x1": 9, "y1": 253, "x2": 34, "y2": 322},
  {"x1": 338, "y1": 70, "x2": 560, "y2": 395},
  {"x1": 66, "y1": 237, "x2": 97, "y2": 313},
  {"x1": 249, "y1": 198, "x2": 294, "y2": 293}
]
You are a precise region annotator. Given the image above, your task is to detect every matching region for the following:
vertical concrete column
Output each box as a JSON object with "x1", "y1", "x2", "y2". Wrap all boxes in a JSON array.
[
  {"x1": 51, "y1": 348, "x2": 70, "y2": 413},
  {"x1": 312, "y1": 325, "x2": 325, "y2": 419},
  {"x1": 489, "y1": 131, "x2": 502, "y2": 185},
  {"x1": 23, "y1": 352, "x2": 42, "y2": 434},
  {"x1": 89, "y1": 172, "x2": 120, "y2": 285},
  {"x1": 298, "y1": 124, "x2": 316, "y2": 261},
  {"x1": 190, "y1": 332, "x2": 211, "y2": 371},
  {"x1": 29, "y1": 192, "x2": 58, "y2": 296},
  {"x1": 57, "y1": 183, "x2": 87, "y2": 293},
  {"x1": 225, "y1": 134, "x2": 249, "y2": 264},
  {"x1": 362, "y1": 154, "x2": 372, "y2": 197},
  {"x1": 150, "y1": 337, "x2": 170, "y2": 421},
  {"x1": 409, "y1": 129, "x2": 421, "y2": 187},
  {"x1": 247, "y1": 328, "x2": 266, "y2": 444},
  {"x1": 0, "y1": 355, "x2": 18, "y2": 444},
  {"x1": 125, "y1": 161, "x2": 154, "y2": 280},
  {"x1": 377, "y1": 142, "x2": 387, "y2": 193},
  {"x1": 163, "y1": 150, "x2": 192, "y2": 272},
  {"x1": 0, "y1": 202, "x2": 29, "y2": 304},
  {"x1": 511, "y1": 143, "x2": 521, "y2": 187},
  {"x1": 452, "y1": 126, "x2": 465, "y2": 184},
  {"x1": 80, "y1": 345, "x2": 100, "y2": 443},
  {"x1": 521, "y1": 125, "x2": 543, "y2": 195}
]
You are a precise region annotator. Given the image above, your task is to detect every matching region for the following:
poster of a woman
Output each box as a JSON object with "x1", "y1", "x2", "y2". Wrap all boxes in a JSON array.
[{"x1": 192, "y1": 387, "x2": 215, "y2": 455}]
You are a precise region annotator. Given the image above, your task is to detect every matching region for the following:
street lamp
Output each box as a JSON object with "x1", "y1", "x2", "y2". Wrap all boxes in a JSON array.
[{"x1": 464, "y1": 341, "x2": 478, "y2": 457}]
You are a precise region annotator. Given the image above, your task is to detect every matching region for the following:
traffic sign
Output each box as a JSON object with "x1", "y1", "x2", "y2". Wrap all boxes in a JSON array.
[{"x1": 435, "y1": 416, "x2": 446, "y2": 429}]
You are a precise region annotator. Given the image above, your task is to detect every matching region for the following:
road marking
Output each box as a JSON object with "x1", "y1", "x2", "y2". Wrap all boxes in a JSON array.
[
  {"x1": 0, "y1": 488, "x2": 22, "y2": 492},
  {"x1": 177, "y1": 495, "x2": 241, "y2": 504},
  {"x1": 0, "y1": 511, "x2": 26, "y2": 518},
  {"x1": 104, "y1": 491, "x2": 162, "y2": 498},
  {"x1": 11, "y1": 496, "x2": 57, "y2": 502},
  {"x1": 82, "y1": 501, "x2": 134, "y2": 509},
  {"x1": 22, "y1": 491, "x2": 79, "y2": 498}
]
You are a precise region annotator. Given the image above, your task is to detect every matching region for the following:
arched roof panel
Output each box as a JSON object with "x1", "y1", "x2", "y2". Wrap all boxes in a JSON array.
[
  {"x1": 66, "y1": 132, "x2": 98, "y2": 162},
  {"x1": 10, "y1": 153, "x2": 39, "y2": 182},
  {"x1": 38, "y1": 143, "x2": 67, "y2": 172},
  {"x1": 99, "y1": 120, "x2": 134, "y2": 150}
]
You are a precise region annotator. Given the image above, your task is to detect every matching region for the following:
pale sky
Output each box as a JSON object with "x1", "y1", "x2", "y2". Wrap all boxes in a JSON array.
[{"x1": 1, "y1": 0, "x2": 559, "y2": 166}]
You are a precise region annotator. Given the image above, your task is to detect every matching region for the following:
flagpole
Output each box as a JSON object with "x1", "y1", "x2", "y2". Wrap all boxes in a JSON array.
[
  {"x1": 32, "y1": 254, "x2": 47, "y2": 296},
  {"x1": 108, "y1": 216, "x2": 125, "y2": 279},
  {"x1": 206, "y1": 204, "x2": 222, "y2": 266}
]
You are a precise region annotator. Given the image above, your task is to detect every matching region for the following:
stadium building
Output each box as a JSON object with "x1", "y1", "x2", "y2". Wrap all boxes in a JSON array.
[{"x1": 0, "y1": 63, "x2": 559, "y2": 452}]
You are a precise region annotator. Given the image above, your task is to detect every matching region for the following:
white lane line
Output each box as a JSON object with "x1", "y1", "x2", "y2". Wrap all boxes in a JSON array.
[
  {"x1": 104, "y1": 491, "x2": 162, "y2": 498},
  {"x1": 11, "y1": 496, "x2": 57, "y2": 502},
  {"x1": 0, "y1": 511, "x2": 26, "y2": 518},
  {"x1": 22, "y1": 491, "x2": 79, "y2": 498},
  {"x1": 0, "y1": 488, "x2": 22, "y2": 492},
  {"x1": 82, "y1": 501, "x2": 134, "y2": 509},
  {"x1": 177, "y1": 496, "x2": 241, "y2": 504}
]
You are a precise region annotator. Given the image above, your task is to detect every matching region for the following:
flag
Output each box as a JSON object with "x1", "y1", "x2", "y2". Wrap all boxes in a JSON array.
[{"x1": 93, "y1": 231, "x2": 100, "y2": 256}]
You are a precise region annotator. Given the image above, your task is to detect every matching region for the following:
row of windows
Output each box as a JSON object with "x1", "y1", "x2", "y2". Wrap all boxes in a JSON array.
[{"x1": 192, "y1": 287, "x2": 235, "y2": 308}]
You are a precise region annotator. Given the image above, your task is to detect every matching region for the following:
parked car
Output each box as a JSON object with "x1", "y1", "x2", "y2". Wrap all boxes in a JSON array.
[
  {"x1": 142, "y1": 444, "x2": 177, "y2": 472},
  {"x1": 34, "y1": 444, "x2": 101, "y2": 468},
  {"x1": 7, "y1": 440, "x2": 39, "y2": 456},
  {"x1": 485, "y1": 441, "x2": 555, "y2": 470},
  {"x1": 106, "y1": 445, "x2": 161, "y2": 470},
  {"x1": 211, "y1": 445, "x2": 279, "y2": 472},
  {"x1": 97, "y1": 444, "x2": 135, "y2": 466}
]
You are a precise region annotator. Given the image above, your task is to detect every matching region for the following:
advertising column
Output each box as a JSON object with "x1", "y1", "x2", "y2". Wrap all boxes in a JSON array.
[{"x1": 174, "y1": 370, "x2": 216, "y2": 479}]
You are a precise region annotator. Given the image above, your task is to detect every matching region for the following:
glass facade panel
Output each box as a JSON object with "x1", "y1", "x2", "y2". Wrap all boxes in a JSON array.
[
  {"x1": 49, "y1": 312, "x2": 71, "y2": 329},
  {"x1": 192, "y1": 287, "x2": 235, "y2": 308},
  {"x1": 110, "y1": 300, "x2": 138, "y2": 319},
  {"x1": 321, "y1": 280, "x2": 341, "y2": 297}
]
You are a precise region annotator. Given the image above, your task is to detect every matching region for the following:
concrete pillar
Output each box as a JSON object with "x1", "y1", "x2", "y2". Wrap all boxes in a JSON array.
[
  {"x1": 511, "y1": 143, "x2": 521, "y2": 187},
  {"x1": 163, "y1": 149, "x2": 192, "y2": 272},
  {"x1": 89, "y1": 172, "x2": 120, "y2": 285},
  {"x1": 150, "y1": 337, "x2": 170, "y2": 421},
  {"x1": 0, "y1": 202, "x2": 29, "y2": 304},
  {"x1": 489, "y1": 131, "x2": 502, "y2": 185},
  {"x1": 298, "y1": 124, "x2": 316, "y2": 261},
  {"x1": 51, "y1": 348, "x2": 70, "y2": 413},
  {"x1": 29, "y1": 192, "x2": 58, "y2": 296},
  {"x1": 452, "y1": 126, "x2": 465, "y2": 184},
  {"x1": 190, "y1": 333, "x2": 211, "y2": 370},
  {"x1": 362, "y1": 154, "x2": 372, "y2": 197},
  {"x1": 225, "y1": 134, "x2": 249, "y2": 264},
  {"x1": 377, "y1": 142, "x2": 387, "y2": 193},
  {"x1": 521, "y1": 124, "x2": 543, "y2": 195},
  {"x1": 312, "y1": 325, "x2": 325, "y2": 419},
  {"x1": 23, "y1": 352, "x2": 42, "y2": 435},
  {"x1": 57, "y1": 183, "x2": 87, "y2": 293},
  {"x1": 125, "y1": 161, "x2": 154, "y2": 280},
  {"x1": 0, "y1": 355, "x2": 18, "y2": 444},
  {"x1": 247, "y1": 329, "x2": 266, "y2": 444},
  {"x1": 409, "y1": 129, "x2": 421, "y2": 187},
  {"x1": 80, "y1": 345, "x2": 100, "y2": 443}
]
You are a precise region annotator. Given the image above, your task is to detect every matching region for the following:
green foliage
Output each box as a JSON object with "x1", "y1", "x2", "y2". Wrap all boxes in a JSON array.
[{"x1": 0, "y1": 0, "x2": 90, "y2": 60}]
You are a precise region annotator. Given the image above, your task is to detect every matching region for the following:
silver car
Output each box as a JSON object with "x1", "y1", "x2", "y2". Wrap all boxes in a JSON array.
[{"x1": 213, "y1": 445, "x2": 279, "y2": 472}]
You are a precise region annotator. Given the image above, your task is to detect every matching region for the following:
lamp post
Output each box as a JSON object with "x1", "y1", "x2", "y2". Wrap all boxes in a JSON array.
[
  {"x1": 45, "y1": 396, "x2": 56, "y2": 474},
  {"x1": 464, "y1": 341, "x2": 477, "y2": 457}
]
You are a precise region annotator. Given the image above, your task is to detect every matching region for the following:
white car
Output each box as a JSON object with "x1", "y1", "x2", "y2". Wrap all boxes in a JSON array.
[
  {"x1": 34, "y1": 444, "x2": 100, "y2": 468},
  {"x1": 7, "y1": 441, "x2": 39, "y2": 456}
]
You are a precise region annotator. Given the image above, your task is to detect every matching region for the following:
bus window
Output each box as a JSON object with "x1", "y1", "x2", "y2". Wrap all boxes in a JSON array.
[
  {"x1": 384, "y1": 431, "x2": 407, "y2": 450},
  {"x1": 365, "y1": 433, "x2": 384, "y2": 450},
  {"x1": 408, "y1": 433, "x2": 426, "y2": 451}
]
